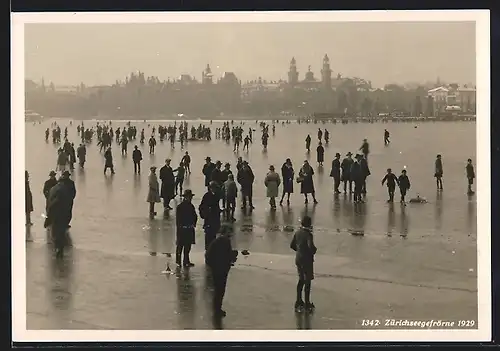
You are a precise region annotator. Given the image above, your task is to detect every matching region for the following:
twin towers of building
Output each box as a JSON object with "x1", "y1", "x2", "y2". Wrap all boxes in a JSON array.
[{"x1": 288, "y1": 54, "x2": 333, "y2": 89}]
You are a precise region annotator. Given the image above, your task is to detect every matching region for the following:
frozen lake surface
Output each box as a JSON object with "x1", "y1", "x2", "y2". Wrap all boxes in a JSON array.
[{"x1": 24, "y1": 119, "x2": 478, "y2": 330}]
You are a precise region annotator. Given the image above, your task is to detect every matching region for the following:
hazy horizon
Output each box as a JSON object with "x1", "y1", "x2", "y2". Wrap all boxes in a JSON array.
[{"x1": 24, "y1": 21, "x2": 476, "y2": 88}]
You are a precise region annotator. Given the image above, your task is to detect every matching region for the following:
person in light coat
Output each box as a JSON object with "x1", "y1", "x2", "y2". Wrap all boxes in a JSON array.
[
  {"x1": 147, "y1": 166, "x2": 161, "y2": 218},
  {"x1": 264, "y1": 165, "x2": 281, "y2": 210}
]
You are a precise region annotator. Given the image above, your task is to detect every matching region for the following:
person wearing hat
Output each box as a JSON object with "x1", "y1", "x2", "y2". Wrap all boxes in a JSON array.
[
  {"x1": 132, "y1": 145, "x2": 143, "y2": 174},
  {"x1": 341, "y1": 152, "x2": 354, "y2": 193},
  {"x1": 205, "y1": 222, "x2": 239, "y2": 318},
  {"x1": 159, "y1": 159, "x2": 175, "y2": 210},
  {"x1": 236, "y1": 161, "x2": 255, "y2": 210},
  {"x1": 279, "y1": 158, "x2": 295, "y2": 206},
  {"x1": 25, "y1": 171, "x2": 33, "y2": 226},
  {"x1": 181, "y1": 151, "x2": 191, "y2": 174},
  {"x1": 359, "y1": 154, "x2": 371, "y2": 196},
  {"x1": 147, "y1": 166, "x2": 161, "y2": 218},
  {"x1": 351, "y1": 154, "x2": 363, "y2": 203},
  {"x1": 103, "y1": 146, "x2": 115, "y2": 175},
  {"x1": 77, "y1": 143, "x2": 87, "y2": 169},
  {"x1": 290, "y1": 215, "x2": 317, "y2": 313},
  {"x1": 329, "y1": 153, "x2": 341, "y2": 194},
  {"x1": 199, "y1": 181, "x2": 222, "y2": 254},
  {"x1": 59, "y1": 170, "x2": 76, "y2": 228},
  {"x1": 220, "y1": 163, "x2": 233, "y2": 210},
  {"x1": 175, "y1": 189, "x2": 197, "y2": 267},
  {"x1": 43, "y1": 171, "x2": 58, "y2": 213},
  {"x1": 264, "y1": 165, "x2": 281, "y2": 210},
  {"x1": 210, "y1": 161, "x2": 224, "y2": 196},
  {"x1": 298, "y1": 160, "x2": 318, "y2": 204},
  {"x1": 46, "y1": 173, "x2": 74, "y2": 258},
  {"x1": 202, "y1": 157, "x2": 216, "y2": 190}
]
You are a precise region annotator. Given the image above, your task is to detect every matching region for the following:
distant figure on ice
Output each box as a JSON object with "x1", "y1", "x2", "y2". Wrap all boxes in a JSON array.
[
  {"x1": 324, "y1": 129, "x2": 329, "y2": 144},
  {"x1": 351, "y1": 155, "x2": 364, "y2": 203},
  {"x1": 290, "y1": 215, "x2": 317, "y2": 313},
  {"x1": 381, "y1": 168, "x2": 399, "y2": 203},
  {"x1": 146, "y1": 166, "x2": 161, "y2": 218},
  {"x1": 173, "y1": 161, "x2": 186, "y2": 196},
  {"x1": 317, "y1": 128, "x2": 323, "y2": 141},
  {"x1": 466, "y1": 158, "x2": 475, "y2": 195},
  {"x1": 384, "y1": 129, "x2": 390, "y2": 145},
  {"x1": 434, "y1": 154, "x2": 444, "y2": 191}
]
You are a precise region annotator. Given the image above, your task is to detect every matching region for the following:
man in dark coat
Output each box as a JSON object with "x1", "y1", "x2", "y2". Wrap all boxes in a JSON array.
[
  {"x1": 236, "y1": 161, "x2": 255, "y2": 210},
  {"x1": 159, "y1": 158, "x2": 175, "y2": 210},
  {"x1": 43, "y1": 170, "x2": 58, "y2": 212},
  {"x1": 351, "y1": 155, "x2": 364, "y2": 203},
  {"x1": 25, "y1": 171, "x2": 33, "y2": 226},
  {"x1": 316, "y1": 142, "x2": 325, "y2": 166},
  {"x1": 59, "y1": 170, "x2": 77, "y2": 227},
  {"x1": 381, "y1": 168, "x2": 399, "y2": 203},
  {"x1": 205, "y1": 224, "x2": 238, "y2": 317},
  {"x1": 359, "y1": 138, "x2": 370, "y2": 161},
  {"x1": 132, "y1": 145, "x2": 143, "y2": 174},
  {"x1": 104, "y1": 147, "x2": 115, "y2": 174},
  {"x1": 199, "y1": 181, "x2": 221, "y2": 255},
  {"x1": 202, "y1": 157, "x2": 216, "y2": 190},
  {"x1": 329, "y1": 153, "x2": 341, "y2": 194},
  {"x1": 175, "y1": 189, "x2": 197, "y2": 267},
  {"x1": 77, "y1": 143, "x2": 86, "y2": 169},
  {"x1": 46, "y1": 177, "x2": 73, "y2": 258},
  {"x1": 341, "y1": 152, "x2": 354, "y2": 193}
]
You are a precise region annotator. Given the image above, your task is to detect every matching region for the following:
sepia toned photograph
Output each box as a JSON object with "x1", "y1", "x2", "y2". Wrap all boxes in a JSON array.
[{"x1": 12, "y1": 11, "x2": 490, "y2": 342}]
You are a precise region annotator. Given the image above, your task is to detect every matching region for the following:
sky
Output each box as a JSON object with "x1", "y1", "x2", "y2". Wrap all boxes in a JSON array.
[{"x1": 24, "y1": 21, "x2": 476, "y2": 88}]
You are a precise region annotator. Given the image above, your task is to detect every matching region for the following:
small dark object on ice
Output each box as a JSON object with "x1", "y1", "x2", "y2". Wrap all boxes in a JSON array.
[{"x1": 241, "y1": 249, "x2": 250, "y2": 256}]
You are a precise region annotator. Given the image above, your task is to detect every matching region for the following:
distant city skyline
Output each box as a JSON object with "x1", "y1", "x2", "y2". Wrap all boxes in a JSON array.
[{"x1": 24, "y1": 21, "x2": 476, "y2": 88}]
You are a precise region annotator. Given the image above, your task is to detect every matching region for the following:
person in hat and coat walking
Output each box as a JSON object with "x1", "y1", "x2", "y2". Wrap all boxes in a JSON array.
[
  {"x1": 202, "y1": 157, "x2": 216, "y2": 190},
  {"x1": 43, "y1": 171, "x2": 58, "y2": 213},
  {"x1": 147, "y1": 166, "x2": 161, "y2": 218},
  {"x1": 279, "y1": 158, "x2": 294, "y2": 206},
  {"x1": 199, "y1": 181, "x2": 222, "y2": 255},
  {"x1": 175, "y1": 189, "x2": 197, "y2": 267},
  {"x1": 341, "y1": 152, "x2": 354, "y2": 193},
  {"x1": 298, "y1": 160, "x2": 318, "y2": 204},
  {"x1": 264, "y1": 165, "x2": 281, "y2": 210},
  {"x1": 329, "y1": 153, "x2": 341, "y2": 194},
  {"x1": 205, "y1": 224, "x2": 239, "y2": 317},
  {"x1": 160, "y1": 159, "x2": 175, "y2": 210}
]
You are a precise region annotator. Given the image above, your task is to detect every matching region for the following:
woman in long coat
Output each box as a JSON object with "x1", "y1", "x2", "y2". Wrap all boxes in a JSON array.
[
  {"x1": 264, "y1": 165, "x2": 281, "y2": 210},
  {"x1": 279, "y1": 158, "x2": 294, "y2": 206},
  {"x1": 25, "y1": 170, "x2": 33, "y2": 225},
  {"x1": 147, "y1": 166, "x2": 161, "y2": 218},
  {"x1": 299, "y1": 160, "x2": 318, "y2": 204}
]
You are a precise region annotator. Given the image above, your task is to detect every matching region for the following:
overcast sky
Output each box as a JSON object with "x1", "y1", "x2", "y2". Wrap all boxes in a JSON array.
[{"x1": 24, "y1": 21, "x2": 476, "y2": 88}]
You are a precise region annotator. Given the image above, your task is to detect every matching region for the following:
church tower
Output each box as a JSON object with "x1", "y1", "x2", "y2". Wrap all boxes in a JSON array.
[
  {"x1": 288, "y1": 57, "x2": 299, "y2": 86},
  {"x1": 321, "y1": 54, "x2": 332, "y2": 90},
  {"x1": 202, "y1": 64, "x2": 213, "y2": 85}
]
